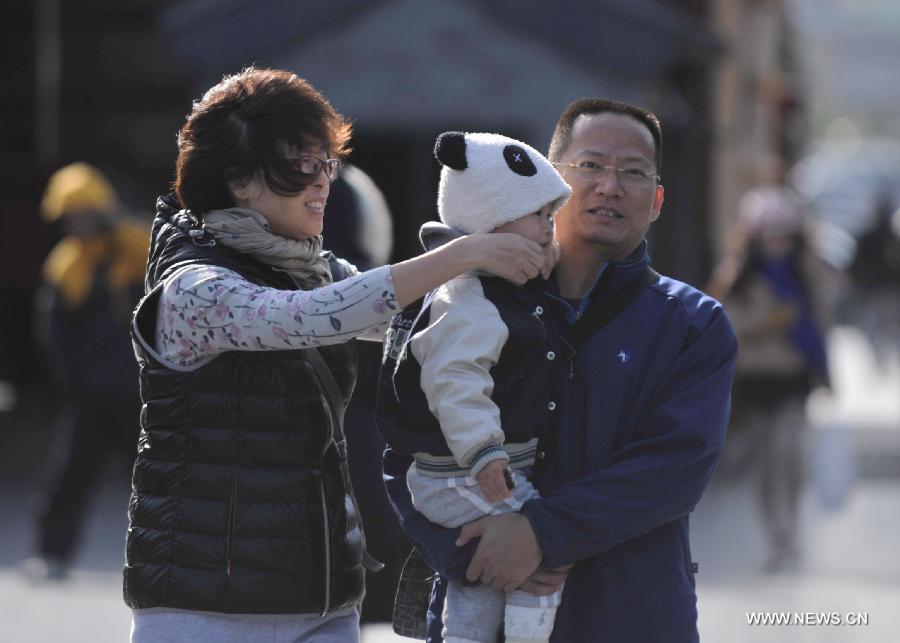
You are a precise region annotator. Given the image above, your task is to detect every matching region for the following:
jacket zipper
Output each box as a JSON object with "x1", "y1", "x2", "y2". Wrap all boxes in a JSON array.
[
  {"x1": 287, "y1": 260, "x2": 336, "y2": 615},
  {"x1": 318, "y1": 372, "x2": 384, "y2": 579},
  {"x1": 225, "y1": 469, "x2": 237, "y2": 576},
  {"x1": 318, "y1": 393, "x2": 336, "y2": 616},
  {"x1": 316, "y1": 471, "x2": 332, "y2": 616},
  {"x1": 570, "y1": 303, "x2": 580, "y2": 378}
]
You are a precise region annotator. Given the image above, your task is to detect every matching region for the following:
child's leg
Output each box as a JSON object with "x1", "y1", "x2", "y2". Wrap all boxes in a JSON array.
[
  {"x1": 408, "y1": 467, "x2": 552, "y2": 641},
  {"x1": 503, "y1": 584, "x2": 564, "y2": 643},
  {"x1": 442, "y1": 579, "x2": 504, "y2": 643}
]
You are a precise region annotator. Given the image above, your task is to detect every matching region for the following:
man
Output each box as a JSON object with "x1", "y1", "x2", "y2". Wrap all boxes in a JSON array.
[{"x1": 381, "y1": 98, "x2": 737, "y2": 642}]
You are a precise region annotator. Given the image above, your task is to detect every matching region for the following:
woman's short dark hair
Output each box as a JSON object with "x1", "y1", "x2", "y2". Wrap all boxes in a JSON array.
[
  {"x1": 174, "y1": 67, "x2": 352, "y2": 215},
  {"x1": 548, "y1": 98, "x2": 662, "y2": 174}
]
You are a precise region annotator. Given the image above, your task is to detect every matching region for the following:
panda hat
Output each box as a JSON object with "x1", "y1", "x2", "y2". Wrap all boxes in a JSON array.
[{"x1": 434, "y1": 131, "x2": 572, "y2": 234}]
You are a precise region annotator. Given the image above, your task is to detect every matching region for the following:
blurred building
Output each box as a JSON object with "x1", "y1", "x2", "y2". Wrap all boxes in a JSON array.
[
  {"x1": 0, "y1": 0, "x2": 193, "y2": 396},
  {"x1": 792, "y1": 0, "x2": 900, "y2": 135},
  {"x1": 4, "y1": 0, "x2": 193, "y2": 203},
  {"x1": 710, "y1": 0, "x2": 807, "y2": 255}
]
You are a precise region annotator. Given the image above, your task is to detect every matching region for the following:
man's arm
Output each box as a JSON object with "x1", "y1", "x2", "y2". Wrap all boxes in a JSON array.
[{"x1": 462, "y1": 308, "x2": 737, "y2": 581}]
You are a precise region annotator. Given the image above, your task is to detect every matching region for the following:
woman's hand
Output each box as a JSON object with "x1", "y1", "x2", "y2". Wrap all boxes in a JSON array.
[
  {"x1": 463, "y1": 233, "x2": 544, "y2": 285},
  {"x1": 390, "y1": 231, "x2": 543, "y2": 308}
]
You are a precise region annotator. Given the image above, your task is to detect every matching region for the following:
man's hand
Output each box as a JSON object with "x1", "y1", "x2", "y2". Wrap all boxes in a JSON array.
[
  {"x1": 518, "y1": 564, "x2": 572, "y2": 597},
  {"x1": 475, "y1": 460, "x2": 512, "y2": 503},
  {"x1": 456, "y1": 513, "x2": 542, "y2": 592}
]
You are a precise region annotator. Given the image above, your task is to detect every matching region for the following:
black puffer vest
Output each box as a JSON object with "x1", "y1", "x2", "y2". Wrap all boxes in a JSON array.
[
  {"x1": 124, "y1": 195, "x2": 366, "y2": 614},
  {"x1": 376, "y1": 276, "x2": 563, "y2": 457}
]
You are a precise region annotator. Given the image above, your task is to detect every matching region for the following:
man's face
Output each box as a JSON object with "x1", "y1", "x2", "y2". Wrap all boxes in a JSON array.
[{"x1": 554, "y1": 112, "x2": 664, "y2": 261}]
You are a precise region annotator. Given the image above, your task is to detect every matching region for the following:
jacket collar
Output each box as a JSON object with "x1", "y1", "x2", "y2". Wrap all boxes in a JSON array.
[{"x1": 546, "y1": 239, "x2": 651, "y2": 322}]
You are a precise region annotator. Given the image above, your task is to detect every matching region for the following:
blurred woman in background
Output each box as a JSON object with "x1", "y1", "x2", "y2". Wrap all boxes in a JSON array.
[{"x1": 709, "y1": 158, "x2": 832, "y2": 572}]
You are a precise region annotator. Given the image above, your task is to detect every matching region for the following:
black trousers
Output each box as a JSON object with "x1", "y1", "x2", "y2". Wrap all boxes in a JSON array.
[{"x1": 36, "y1": 395, "x2": 139, "y2": 562}]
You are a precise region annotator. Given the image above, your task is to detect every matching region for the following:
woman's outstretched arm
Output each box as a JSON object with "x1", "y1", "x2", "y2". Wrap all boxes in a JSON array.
[{"x1": 391, "y1": 232, "x2": 544, "y2": 308}]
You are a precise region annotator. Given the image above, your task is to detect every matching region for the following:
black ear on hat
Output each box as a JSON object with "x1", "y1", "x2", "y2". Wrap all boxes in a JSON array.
[{"x1": 434, "y1": 131, "x2": 468, "y2": 170}]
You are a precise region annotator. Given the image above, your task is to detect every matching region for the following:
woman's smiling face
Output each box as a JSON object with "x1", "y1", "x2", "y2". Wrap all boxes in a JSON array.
[{"x1": 231, "y1": 144, "x2": 332, "y2": 241}]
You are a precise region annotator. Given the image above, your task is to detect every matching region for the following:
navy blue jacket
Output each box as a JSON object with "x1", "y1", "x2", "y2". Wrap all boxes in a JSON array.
[{"x1": 382, "y1": 241, "x2": 737, "y2": 642}]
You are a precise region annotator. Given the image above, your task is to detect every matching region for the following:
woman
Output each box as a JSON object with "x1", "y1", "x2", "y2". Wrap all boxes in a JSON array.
[
  {"x1": 708, "y1": 166, "x2": 831, "y2": 572},
  {"x1": 125, "y1": 67, "x2": 548, "y2": 642}
]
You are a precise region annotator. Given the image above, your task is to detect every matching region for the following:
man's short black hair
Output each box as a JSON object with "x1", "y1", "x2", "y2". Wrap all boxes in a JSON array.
[{"x1": 548, "y1": 98, "x2": 663, "y2": 174}]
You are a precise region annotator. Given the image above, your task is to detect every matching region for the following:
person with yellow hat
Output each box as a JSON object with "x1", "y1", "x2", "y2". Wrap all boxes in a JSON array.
[{"x1": 21, "y1": 162, "x2": 149, "y2": 581}]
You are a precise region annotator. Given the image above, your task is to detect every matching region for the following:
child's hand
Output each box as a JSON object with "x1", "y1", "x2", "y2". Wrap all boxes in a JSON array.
[{"x1": 476, "y1": 460, "x2": 513, "y2": 502}]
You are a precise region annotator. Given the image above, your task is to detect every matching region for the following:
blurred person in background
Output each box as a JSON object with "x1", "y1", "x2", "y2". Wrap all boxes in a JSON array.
[
  {"x1": 322, "y1": 163, "x2": 393, "y2": 271},
  {"x1": 125, "y1": 67, "x2": 549, "y2": 643},
  {"x1": 709, "y1": 157, "x2": 832, "y2": 572},
  {"x1": 846, "y1": 193, "x2": 900, "y2": 364},
  {"x1": 21, "y1": 162, "x2": 149, "y2": 581}
]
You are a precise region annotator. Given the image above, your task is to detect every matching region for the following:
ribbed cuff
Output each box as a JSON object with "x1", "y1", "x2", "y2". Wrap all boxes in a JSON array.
[{"x1": 468, "y1": 445, "x2": 510, "y2": 479}]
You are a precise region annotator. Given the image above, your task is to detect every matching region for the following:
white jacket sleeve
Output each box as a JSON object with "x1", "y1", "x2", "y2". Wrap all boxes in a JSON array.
[{"x1": 409, "y1": 276, "x2": 509, "y2": 473}]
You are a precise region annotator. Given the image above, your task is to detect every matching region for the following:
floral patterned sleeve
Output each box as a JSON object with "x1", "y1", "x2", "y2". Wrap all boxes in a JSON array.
[{"x1": 155, "y1": 263, "x2": 396, "y2": 368}]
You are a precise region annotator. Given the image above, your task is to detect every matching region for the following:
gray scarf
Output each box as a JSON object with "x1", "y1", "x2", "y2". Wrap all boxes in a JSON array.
[{"x1": 202, "y1": 207, "x2": 332, "y2": 289}]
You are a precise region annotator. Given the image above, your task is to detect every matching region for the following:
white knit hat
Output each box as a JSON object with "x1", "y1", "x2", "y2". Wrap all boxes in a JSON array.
[{"x1": 435, "y1": 132, "x2": 571, "y2": 234}]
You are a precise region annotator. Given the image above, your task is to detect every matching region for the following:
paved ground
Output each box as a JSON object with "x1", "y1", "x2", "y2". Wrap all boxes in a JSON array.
[{"x1": 1, "y1": 326, "x2": 897, "y2": 642}]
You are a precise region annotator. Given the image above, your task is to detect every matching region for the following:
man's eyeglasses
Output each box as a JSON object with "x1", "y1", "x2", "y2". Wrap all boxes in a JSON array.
[
  {"x1": 286, "y1": 156, "x2": 342, "y2": 181},
  {"x1": 552, "y1": 161, "x2": 659, "y2": 188}
]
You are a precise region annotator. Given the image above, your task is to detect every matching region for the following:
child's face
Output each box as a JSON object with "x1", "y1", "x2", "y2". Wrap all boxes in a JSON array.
[{"x1": 493, "y1": 204, "x2": 554, "y2": 248}]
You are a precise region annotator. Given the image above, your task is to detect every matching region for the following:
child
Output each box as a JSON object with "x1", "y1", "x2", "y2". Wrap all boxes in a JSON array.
[{"x1": 379, "y1": 132, "x2": 571, "y2": 643}]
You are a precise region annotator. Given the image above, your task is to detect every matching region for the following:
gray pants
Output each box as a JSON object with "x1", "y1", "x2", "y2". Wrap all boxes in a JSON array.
[
  {"x1": 751, "y1": 396, "x2": 806, "y2": 569},
  {"x1": 408, "y1": 466, "x2": 562, "y2": 642},
  {"x1": 131, "y1": 606, "x2": 359, "y2": 643}
]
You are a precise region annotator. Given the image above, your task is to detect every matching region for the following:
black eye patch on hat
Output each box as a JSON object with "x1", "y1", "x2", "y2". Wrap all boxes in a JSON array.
[{"x1": 503, "y1": 145, "x2": 537, "y2": 176}]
